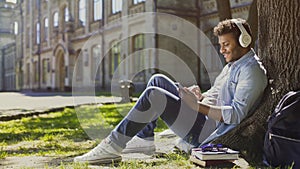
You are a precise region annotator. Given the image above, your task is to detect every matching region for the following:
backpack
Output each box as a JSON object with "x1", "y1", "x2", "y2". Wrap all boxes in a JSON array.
[{"x1": 263, "y1": 90, "x2": 300, "y2": 168}]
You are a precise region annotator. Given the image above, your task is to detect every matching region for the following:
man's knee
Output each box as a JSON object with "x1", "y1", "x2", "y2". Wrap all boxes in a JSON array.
[
  {"x1": 147, "y1": 74, "x2": 169, "y2": 86},
  {"x1": 149, "y1": 73, "x2": 167, "y2": 81}
]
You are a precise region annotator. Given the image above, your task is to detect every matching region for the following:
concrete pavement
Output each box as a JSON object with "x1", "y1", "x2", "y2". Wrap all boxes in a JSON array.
[{"x1": 0, "y1": 92, "x2": 121, "y2": 121}]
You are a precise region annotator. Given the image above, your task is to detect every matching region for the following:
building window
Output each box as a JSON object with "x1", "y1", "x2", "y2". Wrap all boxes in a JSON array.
[
  {"x1": 44, "y1": 18, "x2": 48, "y2": 41},
  {"x1": 35, "y1": 0, "x2": 39, "y2": 9},
  {"x1": 79, "y1": 0, "x2": 86, "y2": 26},
  {"x1": 14, "y1": 22, "x2": 18, "y2": 35},
  {"x1": 26, "y1": 27, "x2": 29, "y2": 48},
  {"x1": 91, "y1": 45, "x2": 101, "y2": 80},
  {"x1": 112, "y1": 0, "x2": 122, "y2": 14},
  {"x1": 94, "y1": 0, "x2": 102, "y2": 21},
  {"x1": 65, "y1": 6, "x2": 69, "y2": 22},
  {"x1": 26, "y1": 0, "x2": 30, "y2": 14},
  {"x1": 83, "y1": 49, "x2": 89, "y2": 66},
  {"x1": 110, "y1": 41, "x2": 121, "y2": 77},
  {"x1": 6, "y1": 0, "x2": 17, "y2": 3},
  {"x1": 133, "y1": 0, "x2": 145, "y2": 4},
  {"x1": 76, "y1": 51, "x2": 83, "y2": 81},
  {"x1": 53, "y1": 12, "x2": 59, "y2": 27},
  {"x1": 36, "y1": 22, "x2": 40, "y2": 44},
  {"x1": 26, "y1": 63, "x2": 30, "y2": 85},
  {"x1": 42, "y1": 59, "x2": 48, "y2": 84},
  {"x1": 34, "y1": 61, "x2": 38, "y2": 84},
  {"x1": 133, "y1": 34, "x2": 145, "y2": 81}
]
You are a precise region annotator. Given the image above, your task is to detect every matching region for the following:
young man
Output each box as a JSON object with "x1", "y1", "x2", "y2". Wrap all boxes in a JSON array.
[{"x1": 74, "y1": 18, "x2": 268, "y2": 164}]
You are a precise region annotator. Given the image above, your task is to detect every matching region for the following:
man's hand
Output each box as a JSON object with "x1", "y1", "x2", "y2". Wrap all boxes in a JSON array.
[
  {"x1": 187, "y1": 85, "x2": 204, "y2": 101},
  {"x1": 178, "y1": 87, "x2": 199, "y2": 111},
  {"x1": 179, "y1": 86, "x2": 224, "y2": 122}
]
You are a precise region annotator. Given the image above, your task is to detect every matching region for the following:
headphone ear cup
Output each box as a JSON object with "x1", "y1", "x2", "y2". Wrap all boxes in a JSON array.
[
  {"x1": 232, "y1": 19, "x2": 252, "y2": 48},
  {"x1": 239, "y1": 33, "x2": 252, "y2": 48}
]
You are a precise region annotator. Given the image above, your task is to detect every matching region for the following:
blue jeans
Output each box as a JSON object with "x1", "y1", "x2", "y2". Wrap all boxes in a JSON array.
[{"x1": 109, "y1": 74, "x2": 206, "y2": 148}]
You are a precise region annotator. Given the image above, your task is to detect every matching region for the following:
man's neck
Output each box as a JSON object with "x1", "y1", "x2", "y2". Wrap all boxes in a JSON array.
[{"x1": 241, "y1": 47, "x2": 251, "y2": 56}]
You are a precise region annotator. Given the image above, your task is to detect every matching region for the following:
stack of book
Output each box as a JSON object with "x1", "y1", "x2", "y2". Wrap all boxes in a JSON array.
[{"x1": 190, "y1": 147, "x2": 239, "y2": 167}]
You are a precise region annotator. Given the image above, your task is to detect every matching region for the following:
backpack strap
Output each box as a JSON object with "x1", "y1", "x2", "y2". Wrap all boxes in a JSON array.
[{"x1": 275, "y1": 91, "x2": 300, "y2": 113}]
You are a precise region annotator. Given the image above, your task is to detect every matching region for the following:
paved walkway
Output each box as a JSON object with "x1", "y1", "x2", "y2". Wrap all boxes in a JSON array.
[
  {"x1": 0, "y1": 92, "x2": 121, "y2": 121},
  {"x1": 0, "y1": 92, "x2": 119, "y2": 110}
]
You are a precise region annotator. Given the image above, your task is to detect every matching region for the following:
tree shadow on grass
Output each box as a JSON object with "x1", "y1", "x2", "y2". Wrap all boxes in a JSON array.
[{"x1": 0, "y1": 108, "x2": 89, "y2": 145}]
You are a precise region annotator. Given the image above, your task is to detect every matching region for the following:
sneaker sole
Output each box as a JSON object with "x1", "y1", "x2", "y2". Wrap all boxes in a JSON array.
[
  {"x1": 122, "y1": 146, "x2": 156, "y2": 155},
  {"x1": 76, "y1": 156, "x2": 122, "y2": 165}
]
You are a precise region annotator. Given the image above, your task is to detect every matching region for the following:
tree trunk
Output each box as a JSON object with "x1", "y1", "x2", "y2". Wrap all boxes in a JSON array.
[
  {"x1": 216, "y1": 0, "x2": 232, "y2": 21},
  {"x1": 247, "y1": 0, "x2": 258, "y2": 48},
  {"x1": 213, "y1": 0, "x2": 300, "y2": 165}
]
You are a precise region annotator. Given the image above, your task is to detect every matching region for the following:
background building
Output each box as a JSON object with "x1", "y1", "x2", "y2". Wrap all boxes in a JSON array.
[
  {"x1": 0, "y1": 0, "x2": 21, "y2": 91},
  {"x1": 0, "y1": 0, "x2": 253, "y2": 92}
]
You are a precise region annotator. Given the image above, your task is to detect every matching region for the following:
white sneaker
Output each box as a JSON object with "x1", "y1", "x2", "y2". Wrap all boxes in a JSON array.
[
  {"x1": 74, "y1": 137, "x2": 122, "y2": 164},
  {"x1": 174, "y1": 138, "x2": 195, "y2": 154},
  {"x1": 122, "y1": 136, "x2": 156, "y2": 155}
]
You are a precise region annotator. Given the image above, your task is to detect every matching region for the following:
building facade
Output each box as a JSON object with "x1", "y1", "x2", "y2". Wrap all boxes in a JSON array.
[
  {"x1": 0, "y1": 0, "x2": 21, "y2": 91},
  {"x1": 1, "y1": 43, "x2": 16, "y2": 91},
  {"x1": 1, "y1": 0, "x2": 253, "y2": 92}
]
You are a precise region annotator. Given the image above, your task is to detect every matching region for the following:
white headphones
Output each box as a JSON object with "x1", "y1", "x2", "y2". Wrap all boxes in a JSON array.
[{"x1": 232, "y1": 19, "x2": 252, "y2": 48}]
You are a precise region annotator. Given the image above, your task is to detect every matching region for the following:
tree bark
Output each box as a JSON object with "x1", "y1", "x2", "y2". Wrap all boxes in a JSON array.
[
  {"x1": 213, "y1": 0, "x2": 300, "y2": 165},
  {"x1": 216, "y1": 0, "x2": 232, "y2": 21},
  {"x1": 247, "y1": 0, "x2": 258, "y2": 48}
]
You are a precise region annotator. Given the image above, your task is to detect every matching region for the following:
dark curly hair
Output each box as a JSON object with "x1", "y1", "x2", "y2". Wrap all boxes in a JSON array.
[{"x1": 213, "y1": 18, "x2": 252, "y2": 45}]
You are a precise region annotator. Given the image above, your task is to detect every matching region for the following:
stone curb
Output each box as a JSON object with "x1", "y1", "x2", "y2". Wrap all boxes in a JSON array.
[
  {"x1": 0, "y1": 106, "x2": 69, "y2": 121},
  {"x1": 0, "y1": 102, "x2": 120, "y2": 122}
]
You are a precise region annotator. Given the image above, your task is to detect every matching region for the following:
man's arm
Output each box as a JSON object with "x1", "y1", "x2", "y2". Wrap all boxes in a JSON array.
[{"x1": 198, "y1": 101, "x2": 224, "y2": 122}]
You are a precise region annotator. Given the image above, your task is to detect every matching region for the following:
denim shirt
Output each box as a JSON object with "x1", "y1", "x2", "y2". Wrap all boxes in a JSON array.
[{"x1": 200, "y1": 49, "x2": 268, "y2": 145}]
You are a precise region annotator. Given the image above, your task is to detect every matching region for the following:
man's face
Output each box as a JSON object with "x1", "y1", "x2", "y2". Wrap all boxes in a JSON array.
[{"x1": 218, "y1": 33, "x2": 245, "y2": 63}]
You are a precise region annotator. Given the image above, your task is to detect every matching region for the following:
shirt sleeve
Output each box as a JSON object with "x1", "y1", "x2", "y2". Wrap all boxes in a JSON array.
[
  {"x1": 222, "y1": 64, "x2": 267, "y2": 124},
  {"x1": 202, "y1": 65, "x2": 230, "y2": 98}
]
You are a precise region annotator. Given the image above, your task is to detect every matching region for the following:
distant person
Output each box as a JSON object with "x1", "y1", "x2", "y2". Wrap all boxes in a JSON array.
[{"x1": 74, "y1": 18, "x2": 268, "y2": 164}]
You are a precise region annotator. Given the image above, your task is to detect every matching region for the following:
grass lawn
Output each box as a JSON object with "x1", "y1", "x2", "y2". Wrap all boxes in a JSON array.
[
  {"x1": 0, "y1": 103, "x2": 289, "y2": 169},
  {"x1": 0, "y1": 103, "x2": 198, "y2": 168}
]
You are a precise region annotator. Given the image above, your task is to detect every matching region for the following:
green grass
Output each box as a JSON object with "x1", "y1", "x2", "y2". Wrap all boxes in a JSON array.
[
  {"x1": 1, "y1": 103, "x2": 193, "y2": 168},
  {"x1": 0, "y1": 102, "x2": 167, "y2": 157}
]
